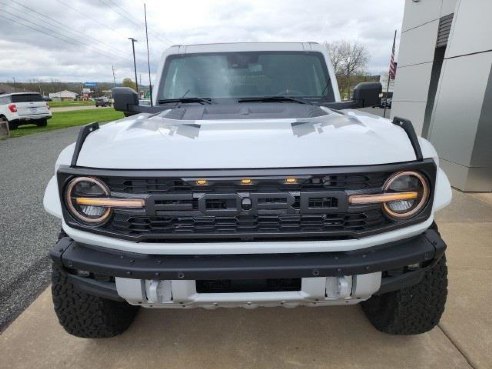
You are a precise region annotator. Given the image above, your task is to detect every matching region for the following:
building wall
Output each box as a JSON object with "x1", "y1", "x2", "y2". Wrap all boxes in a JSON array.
[
  {"x1": 391, "y1": 0, "x2": 456, "y2": 134},
  {"x1": 392, "y1": 0, "x2": 492, "y2": 192},
  {"x1": 428, "y1": 0, "x2": 492, "y2": 191}
]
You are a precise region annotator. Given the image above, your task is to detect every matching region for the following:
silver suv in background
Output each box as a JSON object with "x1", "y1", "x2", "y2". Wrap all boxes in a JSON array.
[{"x1": 0, "y1": 92, "x2": 52, "y2": 130}]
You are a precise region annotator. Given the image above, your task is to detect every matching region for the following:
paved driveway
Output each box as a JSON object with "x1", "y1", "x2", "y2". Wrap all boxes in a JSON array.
[{"x1": 0, "y1": 126, "x2": 80, "y2": 329}]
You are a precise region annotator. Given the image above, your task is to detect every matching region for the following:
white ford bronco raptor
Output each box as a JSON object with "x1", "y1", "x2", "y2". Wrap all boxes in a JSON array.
[{"x1": 44, "y1": 42, "x2": 452, "y2": 338}]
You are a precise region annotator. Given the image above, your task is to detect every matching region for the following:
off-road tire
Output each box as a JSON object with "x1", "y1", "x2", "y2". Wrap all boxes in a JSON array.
[
  {"x1": 361, "y1": 255, "x2": 448, "y2": 335},
  {"x1": 51, "y1": 264, "x2": 139, "y2": 338},
  {"x1": 36, "y1": 119, "x2": 48, "y2": 127}
]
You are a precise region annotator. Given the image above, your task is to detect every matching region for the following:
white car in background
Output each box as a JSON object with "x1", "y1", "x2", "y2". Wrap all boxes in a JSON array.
[{"x1": 0, "y1": 92, "x2": 52, "y2": 130}]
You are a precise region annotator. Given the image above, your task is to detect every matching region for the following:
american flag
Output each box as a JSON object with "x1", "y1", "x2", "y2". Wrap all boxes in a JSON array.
[{"x1": 388, "y1": 32, "x2": 397, "y2": 79}]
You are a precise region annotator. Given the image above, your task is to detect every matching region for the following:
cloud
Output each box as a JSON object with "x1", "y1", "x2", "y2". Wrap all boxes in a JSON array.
[{"x1": 0, "y1": 0, "x2": 404, "y2": 83}]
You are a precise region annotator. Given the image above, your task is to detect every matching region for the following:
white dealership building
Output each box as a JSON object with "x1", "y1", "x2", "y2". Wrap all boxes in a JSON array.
[
  {"x1": 48, "y1": 90, "x2": 79, "y2": 101},
  {"x1": 391, "y1": 0, "x2": 492, "y2": 191}
]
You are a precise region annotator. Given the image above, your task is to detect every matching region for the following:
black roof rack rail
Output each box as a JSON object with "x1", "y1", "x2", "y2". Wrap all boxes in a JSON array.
[
  {"x1": 392, "y1": 116, "x2": 423, "y2": 161},
  {"x1": 70, "y1": 122, "x2": 99, "y2": 167}
]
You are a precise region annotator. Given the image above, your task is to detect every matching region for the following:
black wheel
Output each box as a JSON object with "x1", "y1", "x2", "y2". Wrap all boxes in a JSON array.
[
  {"x1": 51, "y1": 264, "x2": 139, "y2": 338},
  {"x1": 361, "y1": 255, "x2": 448, "y2": 335},
  {"x1": 36, "y1": 119, "x2": 47, "y2": 127},
  {"x1": 8, "y1": 120, "x2": 18, "y2": 130}
]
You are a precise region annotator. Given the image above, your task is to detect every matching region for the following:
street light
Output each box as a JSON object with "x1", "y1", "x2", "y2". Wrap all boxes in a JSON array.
[{"x1": 128, "y1": 38, "x2": 139, "y2": 94}]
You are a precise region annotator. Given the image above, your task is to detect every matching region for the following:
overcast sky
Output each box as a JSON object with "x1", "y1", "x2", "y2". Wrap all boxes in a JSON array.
[{"x1": 0, "y1": 0, "x2": 404, "y2": 84}]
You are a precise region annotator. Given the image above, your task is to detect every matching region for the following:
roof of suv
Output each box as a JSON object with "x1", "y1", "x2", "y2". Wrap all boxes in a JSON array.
[
  {"x1": 166, "y1": 42, "x2": 324, "y2": 54},
  {"x1": 0, "y1": 92, "x2": 41, "y2": 97}
]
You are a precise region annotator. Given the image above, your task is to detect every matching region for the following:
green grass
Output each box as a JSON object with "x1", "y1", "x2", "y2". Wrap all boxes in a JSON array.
[
  {"x1": 48, "y1": 100, "x2": 95, "y2": 108},
  {"x1": 10, "y1": 109, "x2": 124, "y2": 138}
]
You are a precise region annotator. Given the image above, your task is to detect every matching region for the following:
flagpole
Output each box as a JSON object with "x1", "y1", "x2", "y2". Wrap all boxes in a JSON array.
[
  {"x1": 384, "y1": 29, "x2": 397, "y2": 118},
  {"x1": 144, "y1": 3, "x2": 153, "y2": 107}
]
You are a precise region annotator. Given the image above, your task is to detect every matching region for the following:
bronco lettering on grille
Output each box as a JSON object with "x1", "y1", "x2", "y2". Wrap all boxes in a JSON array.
[{"x1": 146, "y1": 191, "x2": 348, "y2": 217}]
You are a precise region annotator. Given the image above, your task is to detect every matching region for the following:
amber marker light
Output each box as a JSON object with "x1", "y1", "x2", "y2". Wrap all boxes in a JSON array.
[
  {"x1": 285, "y1": 177, "x2": 298, "y2": 184},
  {"x1": 196, "y1": 179, "x2": 208, "y2": 186},
  {"x1": 241, "y1": 178, "x2": 252, "y2": 185},
  {"x1": 75, "y1": 197, "x2": 145, "y2": 208}
]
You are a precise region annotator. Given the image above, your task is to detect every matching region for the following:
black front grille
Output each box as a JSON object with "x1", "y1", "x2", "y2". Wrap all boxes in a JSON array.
[
  {"x1": 59, "y1": 161, "x2": 437, "y2": 242},
  {"x1": 95, "y1": 173, "x2": 395, "y2": 241},
  {"x1": 108, "y1": 210, "x2": 386, "y2": 240}
]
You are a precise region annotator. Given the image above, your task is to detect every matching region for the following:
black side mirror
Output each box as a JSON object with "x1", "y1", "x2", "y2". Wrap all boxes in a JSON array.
[
  {"x1": 352, "y1": 82, "x2": 382, "y2": 108},
  {"x1": 112, "y1": 87, "x2": 139, "y2": 115}
]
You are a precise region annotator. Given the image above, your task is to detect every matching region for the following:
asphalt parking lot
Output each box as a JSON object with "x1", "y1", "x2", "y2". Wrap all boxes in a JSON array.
[{"x1": 0, "y1": 126, "x2": 81, "y2": 329}]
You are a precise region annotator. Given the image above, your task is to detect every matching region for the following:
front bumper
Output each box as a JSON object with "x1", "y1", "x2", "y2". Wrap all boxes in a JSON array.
[{"x1": 50, "y1": 229, "x2": 446, "y2": 307}]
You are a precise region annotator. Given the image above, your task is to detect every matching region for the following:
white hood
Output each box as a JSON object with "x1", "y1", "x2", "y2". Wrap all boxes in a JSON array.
[{"x1": 74, "y1": 110, "x2": 419, "y2": 169}]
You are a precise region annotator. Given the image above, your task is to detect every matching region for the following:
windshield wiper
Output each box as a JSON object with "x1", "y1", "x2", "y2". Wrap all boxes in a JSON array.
[
  {"x1": 157, "y1": 97, "x2": 213, "y2": 105},
  {"x1": 237, "y1": 96, "x2": 315, "y2": 105}
]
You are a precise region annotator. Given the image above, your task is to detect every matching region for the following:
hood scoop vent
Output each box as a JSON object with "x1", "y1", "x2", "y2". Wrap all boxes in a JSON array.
[{"x1": 162, "y1": 103, "x2": 328, "y2": 121}]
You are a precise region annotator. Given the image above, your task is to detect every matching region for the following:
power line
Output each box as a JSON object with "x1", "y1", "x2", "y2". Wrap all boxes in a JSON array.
[
  {"x1": 107, "y1": 0, "x2": 142, "y2": 24},
  {"x1": 99, "y1": 0, "x2": 173, "y2": 45},
  {"x1": 52, "y1": 0, "x2": 170, "y2": 71},
  {"x1": 0, "y1": 8, "x2": 124, "y2": 61},
  {"x1": 3, "y1": 0, "x2": 129, "y2": 59},
  {"x1": 99, "y1": 0, "x2": 142, "y2": 29},
  {"x1": 0, "y1": 9, "x2": 126, "y2": 62},
  {"x1": 54, "y1": 0, "x2": 135, "y2": 45},
  {"x1": 3, "y1": 2, "x2": 125, "y2": 59},
  {"x1": 1, "y1": 13, "x2": 84, "y2": 50}
]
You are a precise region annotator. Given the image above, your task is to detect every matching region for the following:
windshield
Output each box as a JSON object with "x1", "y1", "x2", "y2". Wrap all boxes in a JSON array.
[
  {"x1": 159, "y1": 52, "x2": 334, "y2": 102},
  {"x1": 11, "y1": 94, "x2": 44, "y2": 103}
]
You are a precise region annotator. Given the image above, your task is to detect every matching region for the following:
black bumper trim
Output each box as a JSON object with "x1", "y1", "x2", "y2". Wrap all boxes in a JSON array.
[
  {"x1": 67, "y1": 274, "x2": 123, "y2": 302},
  {"x1": 50, "y1": 229, "x2": 446, "y2": 281}
]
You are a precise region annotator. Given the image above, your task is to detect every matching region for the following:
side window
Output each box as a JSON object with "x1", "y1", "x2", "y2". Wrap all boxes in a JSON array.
[{"x1": 0, "y1": 96, "x2": 10, "y2": 105}]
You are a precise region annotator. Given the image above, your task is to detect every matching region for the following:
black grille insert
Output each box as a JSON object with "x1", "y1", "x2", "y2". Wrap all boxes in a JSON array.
[
  {"x1": 308, "y1": 197, "x2": 338, "y2": 209},
  {"x1": 108, "y1": 209, "x2": 388, "y2": 241}
]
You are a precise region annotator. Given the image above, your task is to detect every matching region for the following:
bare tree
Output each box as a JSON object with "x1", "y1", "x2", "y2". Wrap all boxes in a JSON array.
[{"x1": 325, "y1": 41, "x2": 370, "y2": 98}]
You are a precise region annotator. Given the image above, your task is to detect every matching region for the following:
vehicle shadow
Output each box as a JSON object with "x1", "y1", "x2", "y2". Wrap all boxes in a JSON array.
[{"x1": 82, "y1": 306, "x2": 461, "y2": 369}]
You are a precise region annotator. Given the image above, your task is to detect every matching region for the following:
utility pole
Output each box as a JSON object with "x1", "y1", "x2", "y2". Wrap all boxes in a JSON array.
[
  {"x1": 12, "y1": 77, "x2": 16, "y2": 90},
  {"x1": 111, "y1": 65, "x2": 116, "y2": 87},
  {"x1": 128, "y1": 37, "x2": 139, "y2": 94},
  {"x1": 144, "y1": 3, "x2": 153, "y2": 106}
]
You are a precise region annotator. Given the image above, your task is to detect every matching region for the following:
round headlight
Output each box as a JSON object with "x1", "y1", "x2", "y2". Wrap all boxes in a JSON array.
[
  {"x1": 65, "y1": 177, "x2": 112, "y2": 225},
  {"x1": 383, "y1": 171, "x2": 430, "y2": 219}
]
